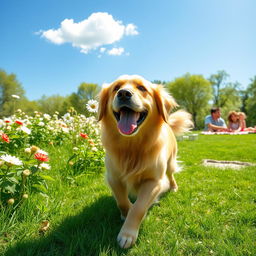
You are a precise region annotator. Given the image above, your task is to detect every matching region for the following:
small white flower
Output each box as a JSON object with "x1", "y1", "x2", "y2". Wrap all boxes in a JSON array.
[
  {"x1": 11, "y1": 94, "x2": 20, "y2": 99},
  {"x1": 0, "y1": 154, "x2": 23, "y2": 166},
  {"x1": 63, "y1": 113, "x2": 71, "y2": 119},
  {"x1": 38, "y1": 122, "x2": 45, "y2": 126},
  {"x1": 25, "y1": 148, "x2": 31, "y2": 154},
  {"x1": 37, "y1": 149, "x2": 48, "y2": 155},
  {"x1": 43, "y1": 114, "x2": 51, "y2": 120},
  {"x1": 61, "y1": 127, "x2": 69, "y2": 133},
  {"x1": 39, "y1": 163, "x2": 51, "y2": 170},
  {"x1": 18, "y1": 126, "x2": 31, "y2": 134},
  {"x1": 86, "y1": 100, "x2": 98, "y2": 113}
]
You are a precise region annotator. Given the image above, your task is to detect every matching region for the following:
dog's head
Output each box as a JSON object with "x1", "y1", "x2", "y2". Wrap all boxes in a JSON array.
[{"x1": 98, "y1": 75, "x2": 178, "y2": 136}]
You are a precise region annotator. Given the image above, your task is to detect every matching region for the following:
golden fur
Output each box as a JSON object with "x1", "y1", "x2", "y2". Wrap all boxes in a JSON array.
[{"x1": 98, "y1": 75, "x2": 193, "y2": 248}]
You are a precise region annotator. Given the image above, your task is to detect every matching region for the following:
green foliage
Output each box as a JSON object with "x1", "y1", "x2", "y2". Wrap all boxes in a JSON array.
[
  {"x1": 67, "y1": 139, "x2": 104, "y2": 176},
  {"x1": 0, "y1": 70, "x2": 26, "y2": 117},
  {"x1": 70, "y1": 82, "x2": 100, "y2": 115},
  {"x1": 209, "y1": 70, "x2": 229, "y2": 106},
  {"x1": 208, "y1": 70, "x2": 242, "y2": 118},
  {"x1": 37, "y1": 95, "x2": 70, "y2": 116},
  {"x1": 245, "y1": 76, "x2": 256, "y2": 126},
  {"x1": 167, "y1": 73, "x2": 212, "y2": 128},
  {"x1": 0, "y1": 151, "x2": 51, "y2": 208}
]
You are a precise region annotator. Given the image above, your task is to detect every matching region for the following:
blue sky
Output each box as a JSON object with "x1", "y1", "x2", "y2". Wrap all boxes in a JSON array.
[{"x1": 1, "y1": 0, "x2": 255, "y2": 100}]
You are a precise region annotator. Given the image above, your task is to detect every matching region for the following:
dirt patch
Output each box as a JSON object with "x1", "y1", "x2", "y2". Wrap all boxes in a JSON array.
[{"x1": 202, "y1": 159, "x2": 255, "y2": 170}]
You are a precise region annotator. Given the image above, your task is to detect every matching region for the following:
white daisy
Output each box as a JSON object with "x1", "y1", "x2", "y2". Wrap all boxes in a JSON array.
[
  {"x1": 37, "y1": 149, "x2": 48, "y2": 155},
  {"x1": 0, "y1": 154, "x2": 23, "y2": 166},
  {"x1": 24, "y1": 148, "x2": 31, "y2": 154},
  {"x1": 18, "y1": 126, "x2": 31, "y2": 134},
  {"x1": 43, "y1": 114, "x2": 51, "y2": 120},
  {"x1": 39, "y1": 163, "x2": 51, "y2": 170},
  {"x1": 86, "y1": 100, "x2": 98, "y2": 113}
]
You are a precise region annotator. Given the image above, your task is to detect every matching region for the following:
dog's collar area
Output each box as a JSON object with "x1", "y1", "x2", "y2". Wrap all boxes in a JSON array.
[{"x1": 113, "y1": 107, "x2": 147, "y2": 135}]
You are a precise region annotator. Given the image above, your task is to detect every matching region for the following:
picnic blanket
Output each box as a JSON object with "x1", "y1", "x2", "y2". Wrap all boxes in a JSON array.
[{"x1": 201, "y1": 131, "x2": 256, "y2": 135}]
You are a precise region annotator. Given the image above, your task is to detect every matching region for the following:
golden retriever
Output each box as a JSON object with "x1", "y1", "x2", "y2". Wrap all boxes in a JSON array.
[{"x1": 98, "y1": 75, "x2": 193, "y2": 248}]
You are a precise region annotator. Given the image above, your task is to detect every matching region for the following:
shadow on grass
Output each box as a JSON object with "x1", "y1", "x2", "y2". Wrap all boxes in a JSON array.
[{"x1": 5, "y1": 196, "x2": 127, "y2": 256}]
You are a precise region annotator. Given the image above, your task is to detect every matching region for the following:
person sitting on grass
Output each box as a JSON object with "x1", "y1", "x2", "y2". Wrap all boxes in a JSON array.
[
  {"x1": 227, "y1": 111, "x2": 240, "y2": 132},
  {"x1": 204, "y1": 107, "x2": 228, "y2": 132},
  {"x1": 238, "y1": 112, "x2": 256, "y2": 132}
]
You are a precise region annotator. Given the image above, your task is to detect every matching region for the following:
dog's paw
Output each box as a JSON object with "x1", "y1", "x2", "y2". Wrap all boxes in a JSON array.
[{"x1": 117, "y1": 229, "x2": 138, "y2": 249}]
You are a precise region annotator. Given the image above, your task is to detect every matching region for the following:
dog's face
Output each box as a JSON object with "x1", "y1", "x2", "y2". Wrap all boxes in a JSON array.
[{"x1": 98, "y1": 75, "x2": 177, "y2": 136}]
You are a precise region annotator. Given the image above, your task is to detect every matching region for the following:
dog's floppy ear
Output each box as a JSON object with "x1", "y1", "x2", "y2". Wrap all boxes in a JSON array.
[
  {"x1": 153, "y1": 84, "x2": 178, "y2": 123},
  {"x1": 97, "y1": 83, "x2": 110, "y2": 121}
]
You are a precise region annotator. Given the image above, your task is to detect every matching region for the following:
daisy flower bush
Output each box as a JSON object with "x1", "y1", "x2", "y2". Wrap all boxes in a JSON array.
[
  {"x1": 0, "y1": 146, "x2": 52, "y2": 208},
  {"x1": 66, "y1": 131, "x2": 104, "y2": 176},
  {"x1": 0, "y1": 101, "x2": 104, "y2": 209}
]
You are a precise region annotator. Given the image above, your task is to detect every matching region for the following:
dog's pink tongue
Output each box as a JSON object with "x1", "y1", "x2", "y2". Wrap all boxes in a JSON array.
[{"x1": 118, "y1": 110, "x2": 140, "y2": 135}]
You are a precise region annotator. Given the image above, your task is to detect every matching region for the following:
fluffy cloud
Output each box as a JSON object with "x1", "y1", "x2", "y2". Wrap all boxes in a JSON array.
[
  {"x1": 125, "y1": 24, "x2": 139, "y2": 36},
  {"x1": 107, "y1": 47, "x2": 125, "y2": 56},
  {"x1": 39, "y1": 12, "x2": 138, "y2": 55}
]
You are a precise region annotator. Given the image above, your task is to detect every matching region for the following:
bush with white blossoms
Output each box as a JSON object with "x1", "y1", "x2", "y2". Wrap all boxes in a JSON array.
[
  {"x1": 0, "y1": 146, "x2": 52, "y2": 208},
  {"x1": 0, "y1": 103, "x2": 104, "y2": 208}
]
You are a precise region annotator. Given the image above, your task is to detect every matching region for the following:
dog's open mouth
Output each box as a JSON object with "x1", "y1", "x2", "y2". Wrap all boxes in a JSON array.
[{"x1": 113, "y1": 107, "x2": 147, "y2": 135}]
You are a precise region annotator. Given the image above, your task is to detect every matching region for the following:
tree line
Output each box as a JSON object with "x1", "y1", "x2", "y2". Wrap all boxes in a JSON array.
[{"x1": 1, "y1": 69, "x2": 255, "y2": 129}]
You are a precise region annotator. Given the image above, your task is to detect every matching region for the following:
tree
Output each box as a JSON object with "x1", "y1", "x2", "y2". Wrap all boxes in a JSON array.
[
  {"x1": 70, "y1": 82, "x2": 100, "y2": 114},
  {"x1": 167, "y1": 73, "x2": 212, "y2": 128},
  {"x1": 0, "y1": 69, "x2": 26, "y2": 116},
  {"x1": 209, "y1": 71, "x2": 242, "y2": 119},
  {"x1": 77, "y1": 83, "x2": 100, "y2": 102},
  {"x1": 209, "y1": 70, "x2": 229, "y2": 106},
  {"x1": 37, "y1": 95, "x2": 70, "y2": 116},
  {"x1": 152, "y1": 80, "x2": 167, "y2": 85},
  {"x1": 245, "y1": 76, "x2": 256, "y2": 126},
  {"x1": 217, "y1": 82, "x2": 242, "y2": 119}
]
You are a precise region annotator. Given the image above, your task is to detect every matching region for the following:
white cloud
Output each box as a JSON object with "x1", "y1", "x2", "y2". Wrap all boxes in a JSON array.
[
  {"x1": 125, "y1": 24, "x2": 139, "y2": 36},
  {"x1": 100, "y1": 47, "x2": 106, "y2": 53},
  {"x1": 107, "y1": 47, "x2": 125, "y2": 56},
  {"x1": 38, "y1": 12, "x2": 139, "y2": 54}
]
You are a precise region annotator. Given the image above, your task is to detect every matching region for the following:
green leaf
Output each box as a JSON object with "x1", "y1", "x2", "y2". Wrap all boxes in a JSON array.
[
  {"x1": 32, "y1": 184, "x2": 48, "y2": 193},
  {"x1": 7, "y1": 177, "x2": 19, "y2": 184},
  {"x1": 1, "y1": 181, "x2": 17, "y2": 193},
  {"x1": 67, "y1": 154, "x2": 77, "y2": 163},
  {"x1": 39, "y1": 174, "x2": 55, "y2": 182}
]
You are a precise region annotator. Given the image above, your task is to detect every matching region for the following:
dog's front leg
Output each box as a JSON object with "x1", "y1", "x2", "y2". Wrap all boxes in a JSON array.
[
  {"x1": 107, "y1": 175, "x2": 132, "y2": 219},
  {"x1": 117, "y1": 179, "x2": 161, "y2": 248}
]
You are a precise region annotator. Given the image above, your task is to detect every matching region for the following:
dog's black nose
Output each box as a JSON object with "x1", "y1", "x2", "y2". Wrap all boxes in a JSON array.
[{"x1": 117, "y1": 89, "x2": 133, "y2": 100}]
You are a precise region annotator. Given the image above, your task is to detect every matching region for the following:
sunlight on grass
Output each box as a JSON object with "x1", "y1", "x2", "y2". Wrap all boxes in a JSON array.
[{"x1": 1, "y1": 133, "x2": 256, "y2": 255}]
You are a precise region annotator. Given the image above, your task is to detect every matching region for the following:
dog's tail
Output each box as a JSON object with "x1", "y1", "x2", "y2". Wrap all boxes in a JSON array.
[{"x1": 168, "y1": 110, "x2": 194, "y2": 135}]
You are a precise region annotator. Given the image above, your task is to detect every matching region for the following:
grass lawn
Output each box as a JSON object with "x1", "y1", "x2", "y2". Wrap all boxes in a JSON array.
[{"x1": 1, "y1": 133, "x2": 256, "y2": 256}]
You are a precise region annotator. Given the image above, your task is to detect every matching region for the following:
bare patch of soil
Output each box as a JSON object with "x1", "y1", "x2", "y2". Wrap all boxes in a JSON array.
[{"x1": 202, "y1": 159, "x2": 255, "y2": 170}]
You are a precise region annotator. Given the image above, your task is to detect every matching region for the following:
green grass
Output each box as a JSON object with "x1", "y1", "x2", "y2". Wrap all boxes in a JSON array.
[{"x1": 1, "y1": 134, "x2": 256, "y2": 256}]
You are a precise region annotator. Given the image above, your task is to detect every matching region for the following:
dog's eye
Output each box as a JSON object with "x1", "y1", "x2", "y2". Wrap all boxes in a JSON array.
[
  {"x1": 137, "y1": 85, "x2": 147, "y2": 92},
  {"x1": 113, "y1": 85, "x2": 120, "y2": 92}
]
